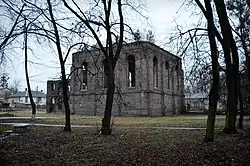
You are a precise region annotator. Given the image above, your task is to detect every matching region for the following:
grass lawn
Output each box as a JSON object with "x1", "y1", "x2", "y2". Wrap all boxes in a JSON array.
[
  {"x1": 1, "y1": 110, "x2": 249, "y2": 128},
  {"x1": 36, "y1": 116, "x2": 228, "y2": 128},
  {"x1": 0, "y1": 110, "x2": 62, "y2": 117},
  {"x1": 0, "y1": 126, "x2": 250, "y2": 165}
]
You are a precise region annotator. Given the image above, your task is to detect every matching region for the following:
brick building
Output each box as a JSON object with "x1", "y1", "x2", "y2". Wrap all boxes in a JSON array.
[
  {"x1": 46, "y1": 80, "x2": 64, "y2": 112},
  {"x1": 64, "y1": 41, "x2": 185, "y2": 116}
]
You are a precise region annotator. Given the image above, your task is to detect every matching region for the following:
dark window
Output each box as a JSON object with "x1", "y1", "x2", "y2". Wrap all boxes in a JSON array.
[
  {"x1": 176, "y1": 62, "x2": 179, "y2": 90},
  {"x1": 128, "y1": 55, "x2": 136, "y2": 87},
  {"x1": 38, "y1": 97, "x2": 41, "y2": 102},
  {"x1": 25, "y1": 96, "x2": 28, "y2": 103},
  {"x1": 153, "y1": 57, "x2": 158, "y2": 87},
  {"x1": 166, "y1": 61, "x2": 170, "y2": 89},
  {"x1": 103, "y1": 59, "x2": 109, "y2": 88},
  {"x1": 52, "y1": 83, "x2": 56, "y2": 91},
  {"x1": 82, "y1": 62, "x2": 88, "y2": 90},
  {"x1": 58, "y1": 97, "x2": 62, "y2": 109}
]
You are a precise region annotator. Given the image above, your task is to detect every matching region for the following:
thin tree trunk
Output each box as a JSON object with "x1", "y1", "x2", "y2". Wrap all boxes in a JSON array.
[
  {"x1": 24, "y1": 19, "x2": 36, "y2": 120},
  {"x1": 47, "y1": 0, "x2": 71, "y2": 131},
  {"x1": 101, "y1": 65, "x2": 115, "y2": 135},
  {"x1": 238, "y1": 88, "x2": 244, "y2": 129},
  {"x1": 203, "y1": 0, "x2": 219, "y2": 142}
]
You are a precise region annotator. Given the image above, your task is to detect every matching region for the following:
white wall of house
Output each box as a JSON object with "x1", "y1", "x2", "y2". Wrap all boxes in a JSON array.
[
  {"x1": 185, "y1": 98, "x2": 225, "y2": 111},
  {"x1": 8, "y1": 97, "x2": 46, "y2": 105}
]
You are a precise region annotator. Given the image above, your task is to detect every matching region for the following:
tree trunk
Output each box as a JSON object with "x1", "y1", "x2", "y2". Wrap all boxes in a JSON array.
[
  {"x1": 47, "y1": 0, "x2": 71, "y2": 132},
  {"x1": 224, "y1": 41, "x2": 239, "y2": 133},
  {"x1": 101, "y1": 65, "x2": 115, "y2": 135},
  {"x1": 203, "y1": 0, "x2": 219, "y2": 142},
  {"x1": 247, "y1": 0, "x2": 250, "y2": 8},
  {"x1": 238, "y1": 88, "x2": 244, "y2": 129},
  {"x1": 24, "y1": 19, "x2": 36, "y2": 120},
  {"x1": 214, "y1": 0, "x2": 239, "y2": 134},
  {"x1": 62, "y1": 75, "x2": 71, "y2": 131}
]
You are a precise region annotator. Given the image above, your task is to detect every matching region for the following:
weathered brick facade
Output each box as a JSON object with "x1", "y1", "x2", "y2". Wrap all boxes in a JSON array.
[
  {"x1": 46, "y1": 80, "x2": 64, "y2": 113},
  {"x1": 47, "y1": 41, "x2": 185, "y2": 116}
]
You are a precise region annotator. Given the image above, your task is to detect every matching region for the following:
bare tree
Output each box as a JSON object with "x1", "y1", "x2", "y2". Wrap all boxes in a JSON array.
[
  {"x1": 47, "y1": 0, "x2": 71, "y2": 131},
  {"x1": 0, "y1": 4, "x2": 25, "y2": 50},
  {"x1": 193, "y1": 0, "x2": 240, "y2": 134},
  {"x1": 0, "y1": 3, "x2": 25, "y2": 65},
  {"x1": 133, "y1": 29, "x2": 142, "y2": 41},
  {"x1": 202, "y1": 0, "x2": 220, "y2": 142},
  {"x1": 227, "y1": 0, "x2": 250, "y2": 129},
  {"x1": 146, "y1": 30, "x2": 155, "y2": 43},
  {"x1": 10, "y1": 79, "x2": 20, "y2": 94},
  {"x1": 24, "y1": 18, "x2": 36, "y2": 120},
  {"x1": 0, "y1": 73, "x2": 9, "y2": 88},
  {"x1": 63, "y1": 0, "x2": 124, "y2": 135},
  {"x1": 213, "y1": 0, "x2": 240, "y2": 134}
]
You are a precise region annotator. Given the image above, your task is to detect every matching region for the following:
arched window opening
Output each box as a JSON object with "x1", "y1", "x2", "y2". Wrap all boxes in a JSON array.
[
  {"x1": 153, "y1": 57, "x2": 158, "y2": 88},
  {"x1": 52, "y1": 83, "x2": 56, "y2": 91},
  {"x1": 175, "y1": 63, "x2": 179, "y2": 70},
  {"x1": 51, "y1": 98, "x2": 55, "y2": 104},
  {"x1": 103, "y1": 59, "x2": 109, "y2": 88},
  {"x1": 68, "y1": 85, "x2": 71, "y2": 92},
  {"x1": 175, "y1": 62, "x2": 180, "y2": 91},
  {"x1": 165, "y1": 61, "x2": 169, "y2": 70},
  {"x1": 128, "y1": 55, "x2": 136, "y2": 87},
  {"x1": 166, "y1": 61, "x2": 170, "y2": 89},
  {"x1": 82, "y1": 62, "x2": 88, "y2": 90},
  {"x1": 81, "y1": 83, "x2": 87, "y2": 91}
]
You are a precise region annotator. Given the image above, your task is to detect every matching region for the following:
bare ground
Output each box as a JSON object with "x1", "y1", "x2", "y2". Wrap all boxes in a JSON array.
[{"x1": 1, "y1": 126, "x2": 250, "y2": 166}]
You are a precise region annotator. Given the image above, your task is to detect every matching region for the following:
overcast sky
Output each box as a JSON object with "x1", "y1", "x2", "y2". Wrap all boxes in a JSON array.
[{"x1": 3, "y1": 0, "x2": 199, "y2": 93}]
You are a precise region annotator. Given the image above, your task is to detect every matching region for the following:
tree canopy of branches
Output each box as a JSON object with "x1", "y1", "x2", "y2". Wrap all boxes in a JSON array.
[
  {"x1": 0, "y1": 73, "x2": 9, "y2": 88},
  {"x1": 169, "y1": 0, "x2": 244, "y2": 140},
  {"x1": 227, "y1": 0, "x2": 250, "y2": 129},
  {"x1": 133, "y1": 29, "x2": 141, "y2": 41},
  {"x1": 62, "y1": 0, "x2": 124, "y2": 134}
]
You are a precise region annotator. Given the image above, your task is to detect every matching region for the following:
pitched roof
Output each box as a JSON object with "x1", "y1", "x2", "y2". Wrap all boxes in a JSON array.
[
  {"x1": 0, "y1": 86, "x2": 11, "y2": 91},
  {"x1": 8, "y1": 90, "x2": 46, "y2": 98},
  {"x1": 185, "y1": 93, "x2": 208, "y2": 99}
]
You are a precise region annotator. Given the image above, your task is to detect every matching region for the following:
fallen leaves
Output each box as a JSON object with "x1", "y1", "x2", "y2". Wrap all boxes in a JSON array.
[{"x1": 0, "y1": 127, "x2": 250, "y2": 166}]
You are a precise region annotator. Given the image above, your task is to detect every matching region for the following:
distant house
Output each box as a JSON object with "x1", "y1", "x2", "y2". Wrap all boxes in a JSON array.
[
  {"x1": 185, "y1": 93, "x2": 208, "y2": 112},
  {"x1": 7, "y1": 88, "x2": 46, "y2": 107},
  {"x1": 185, "y1": 93, "x2": 225, "y2": 112}
]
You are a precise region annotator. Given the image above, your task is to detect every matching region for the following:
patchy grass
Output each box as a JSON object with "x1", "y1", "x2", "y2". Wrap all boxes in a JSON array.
[
  {"x1": 0, "y1": 113, "x2": 15, "y2": 117},
  {"x1": 0, "y1": 125, "x2": 11, "y2": 133},
  {"x1": 1, "y1": 111, "x2": 249, "y2": 128},
  {"x1": 0, "y1": 110, "x2": 62, "y2": 117},
  {"x1": 0, "y1": 126, "x2": 250, "y2": 165},
  {"x1": 1, "y1": 116, "x2": 250, "y2": 129}
]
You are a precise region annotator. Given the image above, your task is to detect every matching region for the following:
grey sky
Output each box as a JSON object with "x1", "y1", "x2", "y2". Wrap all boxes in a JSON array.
[{"x1": 4, "y1": 0, "x2": 197, "y2": 93}]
